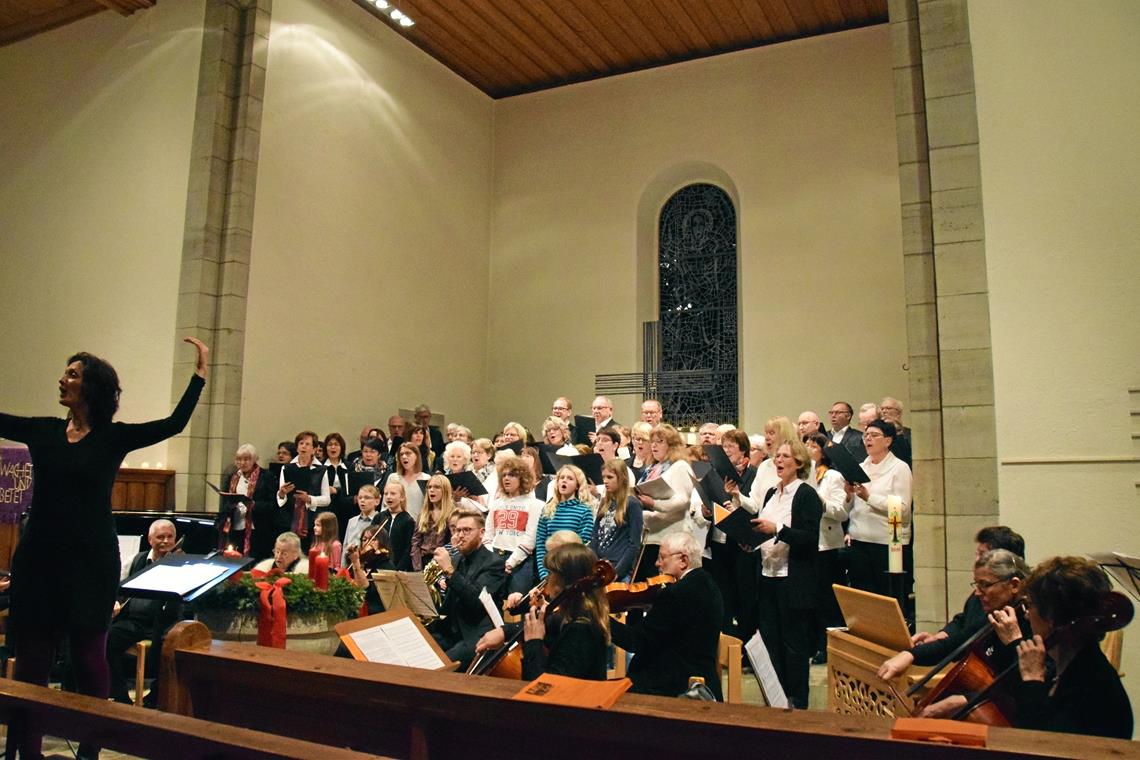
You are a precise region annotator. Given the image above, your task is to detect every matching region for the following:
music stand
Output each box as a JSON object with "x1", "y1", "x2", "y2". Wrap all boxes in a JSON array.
[
  {"x1": 120, "y1": 554, "x2": 252, "y2": 603},
  {"x1": 1088, "y1": 552, "x2": 1140, "y2": 603}
]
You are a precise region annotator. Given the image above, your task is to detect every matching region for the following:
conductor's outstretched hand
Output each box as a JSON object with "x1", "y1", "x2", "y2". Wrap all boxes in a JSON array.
[{"x1": 184, "y1": 336, "x2": 210, "y2": 379}]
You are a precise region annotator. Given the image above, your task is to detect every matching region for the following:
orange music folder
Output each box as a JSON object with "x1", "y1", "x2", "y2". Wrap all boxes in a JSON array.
[
  {"x1": 512, "y1": 674, "x2": 632, "y2": 710},
  {"x1": 890, "y1": 717, "x2": 987, "y2": 747}
]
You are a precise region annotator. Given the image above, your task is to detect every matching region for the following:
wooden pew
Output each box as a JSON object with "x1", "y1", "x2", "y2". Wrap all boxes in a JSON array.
[
  {"x1": 0, "y1": 677, "x2": 379, "y2": 759},
  {"x1": 160, "y1": 622, "x2": 1139, "y2": 760}
]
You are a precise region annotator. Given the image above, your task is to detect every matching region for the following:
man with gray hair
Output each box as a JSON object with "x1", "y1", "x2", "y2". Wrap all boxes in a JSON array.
[
  {"x1": 796, "y1": 411, "x2": 822, "y2": 439},
  {"x1": 108, "y1": 519, "x2": 183, "y2": 705},
  {"x1": 610, "y1": 531, "x2": 724, "y2": 700}
]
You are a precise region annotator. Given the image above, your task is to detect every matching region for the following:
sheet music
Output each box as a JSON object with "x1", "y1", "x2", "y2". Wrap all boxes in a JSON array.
[
  {"x1": 480, "y1": 586, "x2": 505, "y2": 629},
  {"x1": 744, "y1": 632, "x2": 788, "y2": 708},
  {"x1": 122, "y1": 563, "x2": 228, "y2": 596},
  {"x1": 347, "y1": 617, "x2": 445, "y2": 669},
  {"x1": 349, "y1": 625, "x2": 405, "y2": 666},
  {"x1": 635, "y1": 477, "x2": 674, "y2": 500}
]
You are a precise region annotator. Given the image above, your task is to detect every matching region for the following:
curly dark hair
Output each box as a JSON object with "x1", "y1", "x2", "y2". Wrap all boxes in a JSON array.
[
  {"x1": 1025, "y1": 556, "x2": 1112, "y2": 636},
  {"x1": 67, "y1": 352, "x2": 121, "y2": 429}
]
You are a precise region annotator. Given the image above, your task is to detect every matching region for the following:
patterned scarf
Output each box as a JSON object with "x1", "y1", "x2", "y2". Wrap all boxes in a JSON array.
[{"x1": 227, "y1": 465, "x2": 261, "y2": 555}]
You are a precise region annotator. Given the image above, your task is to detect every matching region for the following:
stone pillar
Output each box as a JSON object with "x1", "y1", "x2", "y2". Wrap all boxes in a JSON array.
[
  {"x1": 168, "y1": 0, "x2": 271, "y2": 510},
  {"x1": 888, "y1": 0, "x2": 999, "y2": 629}
]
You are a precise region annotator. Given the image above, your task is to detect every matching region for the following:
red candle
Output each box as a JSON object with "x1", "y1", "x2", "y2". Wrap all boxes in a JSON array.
[
  {"x1": 307, "y1": 547, "x2": 319, "y2": 580},
  {"x1": 223, "y1": 544, "x2": 241, "y2": 559},
  {"x1": 313, "y1": 551, "x2": 329, "y2": 590}
]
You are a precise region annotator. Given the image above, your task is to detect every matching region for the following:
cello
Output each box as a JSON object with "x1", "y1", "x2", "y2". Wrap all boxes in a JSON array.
[{"x1": 467, "y1": 559, "x2": 616, "y2": 679}]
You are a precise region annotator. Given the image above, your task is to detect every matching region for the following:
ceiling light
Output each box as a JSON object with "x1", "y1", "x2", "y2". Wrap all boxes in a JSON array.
[
  {"x1": 399, "y1": 16, "x2": 414, "y2": 27},
  {"x1": 374, "y1": 0, "x2": 389, "y2": 7},
  {"x1": 390, "y1": 8, "x2": 404, "y2": 19}
]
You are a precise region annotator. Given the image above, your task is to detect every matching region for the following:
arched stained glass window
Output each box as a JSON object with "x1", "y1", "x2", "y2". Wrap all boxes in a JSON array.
[{"x1": 657, "y1": 184, "x2": 739, "y2": 427}]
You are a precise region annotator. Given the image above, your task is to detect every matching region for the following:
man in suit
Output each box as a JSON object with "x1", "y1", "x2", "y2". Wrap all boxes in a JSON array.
[
  {"x1": 108, "y1": 519, "x2": 183, "y2": 706},
  {"x1": 587, "y1": 396, "x2": 617, "y2": 445},
  {"x1": 828, "y1": 401, "x2": 865, "y2": 461},
  {"x1": 640, "y1": 399, "x2": 663, "y2": 426},
  {"x1": 429, "y1": 511, "x2": 506, "y2": 669},
  {"x1": 550, "y1": 396, "x2": 581, "y2": 445},
  {"x1": 610, "y1": 532, "x2": 724, "y2": 700}
]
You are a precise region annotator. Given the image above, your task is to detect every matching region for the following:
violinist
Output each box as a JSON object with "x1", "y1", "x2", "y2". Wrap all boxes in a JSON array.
[
  {"x1": 610, "y1": 532, "x2": 724, "y2": 700},
  {"x1": 341, "y1": 485, "x2": 383, "y2": 566},
  {"x1": 879, "y1": 549, "x2": 1031, "y2": 717},
  {"x1": 474, "y1": 543, "x2": 609, "y2": 680},
  {"x1": 1012, "y1": 556, "x2": 1132, "y2": 739},
  {"x1": 347, "y1": 524, "x2": 394, "y2": 616}
]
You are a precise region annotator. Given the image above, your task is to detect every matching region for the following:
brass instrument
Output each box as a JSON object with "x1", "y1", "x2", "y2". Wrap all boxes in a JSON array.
[{"x1": 422, "y1": 544, "x2": 459, "y2": 609}]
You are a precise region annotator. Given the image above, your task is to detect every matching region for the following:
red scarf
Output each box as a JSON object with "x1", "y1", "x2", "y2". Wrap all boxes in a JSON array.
[{"x1": 228, "y1": 466, "x2": 261, "y2": 555}]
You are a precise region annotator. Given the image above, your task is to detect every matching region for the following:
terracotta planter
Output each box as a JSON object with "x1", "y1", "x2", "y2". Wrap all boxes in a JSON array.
[{"x1": 195, "y1": 609, "x2": 344, "y2": 655}]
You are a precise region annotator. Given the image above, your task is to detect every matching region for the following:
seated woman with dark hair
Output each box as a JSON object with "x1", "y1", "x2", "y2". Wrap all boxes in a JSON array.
[
  {"x1": 1012, "y1": 556, "x2": 1132, "y2": 739},
  {"x1": 474, "y1": 542, "x2": 609, "y2": 680}
]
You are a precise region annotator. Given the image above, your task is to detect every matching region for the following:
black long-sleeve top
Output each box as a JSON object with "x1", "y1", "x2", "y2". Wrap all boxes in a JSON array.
[
  {"x1": 518, "y1": 616, "x2": 608, "y2": 681},
  {"x1": 1, "y1": 374, "x2": 204, "y2": 634},
  {"x1": 1014, "y1": 643, "x2": 1132, "y2": 739}
]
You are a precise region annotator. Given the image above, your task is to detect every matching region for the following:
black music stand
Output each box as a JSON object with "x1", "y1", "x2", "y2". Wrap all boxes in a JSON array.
[{"x1": 120, "y1": 553, "x2": 253, "y2": 603}]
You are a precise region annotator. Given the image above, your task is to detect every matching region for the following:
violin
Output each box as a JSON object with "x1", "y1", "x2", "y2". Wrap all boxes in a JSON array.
[
  {"x1": 605, "y1": 574, "x2": 676, "y2": 612},
  {"x1": 468, "y1": 559, "x2": 616, "y2": 679}
]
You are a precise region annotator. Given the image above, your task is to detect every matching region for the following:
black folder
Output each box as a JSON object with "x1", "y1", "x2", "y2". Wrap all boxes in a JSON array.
[
  {"x1": 347, "y1": 471, "x2": 380, "y2": 497},
  {"x1": 543, "y1": 451, "x2": 604, "y2": 485},
  {"x1": 446, "y1": 470, "x2": 488, "y2": 497},
  {"x1": 715, "y1": 505, "x2": 768, "y2": 549},
  {"x1": 703, "y1": 445, "x2": 740, "y2": 484},
  {"x1": 825, "y1": 441, "x2": 871, "y2": 484},
  {"x1": 284, "y1": 463, "x2": 323, "y2": 493},
  {"x1": 496, "y1": 440, "x2": 524, "y2": 456}
]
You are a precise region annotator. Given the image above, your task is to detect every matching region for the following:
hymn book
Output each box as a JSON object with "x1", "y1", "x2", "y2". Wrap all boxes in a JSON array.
[{"x1": 512, "y1": 673, "x2": 632, "y2": 709}]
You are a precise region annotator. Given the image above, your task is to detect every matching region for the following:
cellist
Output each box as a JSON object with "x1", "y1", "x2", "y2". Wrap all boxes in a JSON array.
[
  {"x1": 878, "y1": 526, "x2": 1027, "y2": 681},
  {"x1": 474, "y1": 543, "x2": 610, "y2": 680},
  {"x1": 1012, "y1": 556, "x2": 1132, "y2": 739},
  {"x1": 878, "y1": 549, "x2": 1031, "y2": 717}
]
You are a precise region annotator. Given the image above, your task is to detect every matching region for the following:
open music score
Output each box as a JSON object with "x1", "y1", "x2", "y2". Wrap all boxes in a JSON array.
[
  {"x1": 371, "y1": 570, "x2": 439, "y2": 621},
  {"x1": 336, "y1": 609, "x2": 458, "y2": 671}
]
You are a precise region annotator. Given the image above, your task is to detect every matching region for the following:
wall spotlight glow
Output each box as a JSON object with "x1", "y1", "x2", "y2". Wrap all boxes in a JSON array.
[
  {"x1": 390, "y1": 8, "x2": 404, "y2": 19},
  {"x1": 374, "y1": 0, "x2": 389, "y2": 8},
  {"x1": 399, "y1": 16, "x2": 414, "y2": 27}
]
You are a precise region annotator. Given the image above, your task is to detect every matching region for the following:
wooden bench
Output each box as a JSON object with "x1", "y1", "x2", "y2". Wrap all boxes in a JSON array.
[
  {"x1": 160, "y1": 621, "x2": 1140, "y2": 760},
  {"x1": 0, "y1": 677, "x2": 379, "y2": 759}
]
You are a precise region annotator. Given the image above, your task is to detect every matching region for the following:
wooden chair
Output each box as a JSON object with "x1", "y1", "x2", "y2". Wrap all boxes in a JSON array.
[
  {"x1": 718, "y1": 633, "x2": 743, "y2": 703},
  {"x1": 126, "y1": 639, "x2": 152, "y2": 706}
]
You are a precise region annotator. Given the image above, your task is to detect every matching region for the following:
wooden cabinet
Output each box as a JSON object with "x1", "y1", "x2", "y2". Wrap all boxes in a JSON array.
[{"x1": 111, "y1": 468, "x2": 175, "y2": 511}]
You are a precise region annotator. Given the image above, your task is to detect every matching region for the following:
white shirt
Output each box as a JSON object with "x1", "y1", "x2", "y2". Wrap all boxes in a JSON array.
[
  {"x1": 846, "y1": 452, "x2": 912, "y2": 544},
  {"x1": 232, "y1": 470, "x2": 252, "y2": 529},
  {"x1": 484, "y1": 493, "x2": 544, "y2": 570},
  {"x1": 740, "y1": 459, "x2": 779, "y2": 514},
  {"x1": 831, "y1": 425, "x2": 850, "y2": 444},
  {"x1": 759, "y1": 479, "x2": 805, "y2": 578},
  {"x1": 810, "y1": 466, "x2": 849, "y2": 551},
  {"x1": 386, "y1": 472, "x2": 431, "y2": 521}
]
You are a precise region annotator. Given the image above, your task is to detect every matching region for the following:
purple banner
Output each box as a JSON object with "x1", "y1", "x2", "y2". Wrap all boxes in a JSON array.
[{"x1": 0, "y1": 445, "x2": 33, "y2": 524}]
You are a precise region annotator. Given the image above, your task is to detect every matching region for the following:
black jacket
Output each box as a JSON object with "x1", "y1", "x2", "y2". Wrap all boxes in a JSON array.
[
  {"x1": 759, "y1": 483, "x2": 822, "y2": 609},
  {"x1": 1014, "y1": 643, "x2": 1132, "y2": 739},
  {"x1": 437, "y1": 546, "x2": 507, "y2": 650},
  {"x1": 611, "y1": 567, "x2": 724, "y2": 700}
]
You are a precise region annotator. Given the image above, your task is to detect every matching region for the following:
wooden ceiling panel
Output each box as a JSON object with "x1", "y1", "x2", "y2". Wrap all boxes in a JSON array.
[{"x1": 2, "y1": 0, "x2": 888, "y2": 98}]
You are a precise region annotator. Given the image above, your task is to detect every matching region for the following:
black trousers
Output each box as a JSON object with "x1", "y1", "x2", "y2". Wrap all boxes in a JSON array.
[
  {"x1": 756, "y1": 575, "x2": 814, "y2": 709},
  {"x1": 847, "y1": 539, "x2": 914, "y2": 628},
  {"x1": 708, "y1": 540, "x2": 758, "y2": 640},
  {"x1": 107, "y1": 618, "x2": 159, "y2": 705}
]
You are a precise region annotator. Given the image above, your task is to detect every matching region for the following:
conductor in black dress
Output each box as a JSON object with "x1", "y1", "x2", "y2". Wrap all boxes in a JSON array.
[
  {"x1": 610, "y1": 531, "x2": 724, "y2": 700},
  {"x1": 0, "y1": 336, "x2": 207, "y2": 759}
]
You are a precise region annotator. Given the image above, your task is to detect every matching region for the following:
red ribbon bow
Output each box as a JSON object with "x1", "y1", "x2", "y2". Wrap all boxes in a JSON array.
[{"x1": 250, "y1": 569, "x2": 291, "y2": 648}]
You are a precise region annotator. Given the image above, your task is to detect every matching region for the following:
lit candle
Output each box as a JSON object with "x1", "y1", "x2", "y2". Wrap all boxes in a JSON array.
[
  {"x1": 886, "y1": 495, "x2": 904, "y2": 574},
  {"x1": 223, "y1": 544, "x2": 241, "y2": 559},
  {"x1": 313, "y1": 551, "x2": 329, "y2": 590}
]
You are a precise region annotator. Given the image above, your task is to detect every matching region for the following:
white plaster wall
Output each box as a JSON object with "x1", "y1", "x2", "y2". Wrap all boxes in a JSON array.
[
  {"x1": 488, "y1": 27, "x2": 908, "y2": 435},
  {"x1": 969, "y1": 0, "x2": 1140, "y2": 725},
  {"x1": 240, "y1": 0, "x2": 495, "y2": 456},
  {"x1": 0, "y1": 2, "x2": 206, "y2": 465}
]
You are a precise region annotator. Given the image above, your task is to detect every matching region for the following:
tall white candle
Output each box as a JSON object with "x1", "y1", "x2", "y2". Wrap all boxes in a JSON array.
[{"x1": 886, "y1": 494, "x2": 904, "y2": 574}]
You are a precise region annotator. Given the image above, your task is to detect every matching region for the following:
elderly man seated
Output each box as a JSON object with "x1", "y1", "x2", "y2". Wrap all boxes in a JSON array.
[
  {"x1": 253, "y1": 532, "x2": 310, "y2": 574},
  {"x1": 108, "y1": 519, "x2": 184, "y2": 706}
]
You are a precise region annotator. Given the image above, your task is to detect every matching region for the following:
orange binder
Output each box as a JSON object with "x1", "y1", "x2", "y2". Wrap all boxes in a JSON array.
[{"x1": 512, "y1": 674, "x2": 632, "y2": 709}]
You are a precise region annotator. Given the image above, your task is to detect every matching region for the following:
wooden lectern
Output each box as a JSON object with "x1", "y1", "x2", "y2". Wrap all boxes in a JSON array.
[{"x1": 827, "y1": 585, "x2": 935, "y2": 717}]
